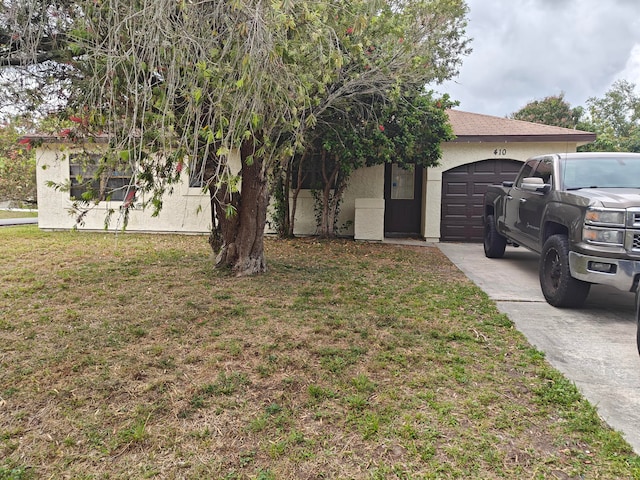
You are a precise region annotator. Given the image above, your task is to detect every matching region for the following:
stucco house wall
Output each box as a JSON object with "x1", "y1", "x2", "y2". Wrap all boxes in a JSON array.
[
  {"x1": 36, "y1": 142, "x2": 215, "y2": 233},
  {"x1": 33, "y1": 110, "x2": 596, "y2": 242},
  {"x1": 35, "y1": 139, "x2": 385, "y2": 238}
]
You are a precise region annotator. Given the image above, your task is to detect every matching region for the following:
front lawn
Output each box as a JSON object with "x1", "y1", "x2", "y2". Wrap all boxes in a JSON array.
[
  {"x1": 1, "y1": 227, "x2": 638, "y2": 479},
  {"x1": 0, "y1": 210, "x2": 37, "y2": 219}
]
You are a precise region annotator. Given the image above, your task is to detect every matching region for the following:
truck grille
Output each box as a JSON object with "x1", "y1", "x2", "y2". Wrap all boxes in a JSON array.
[
  {"x1": 630, "y1": 209, "x2": 640, "y2": 227},
  {"x1": 634, "y1": 233, "x2": 640, "y2": 250}
]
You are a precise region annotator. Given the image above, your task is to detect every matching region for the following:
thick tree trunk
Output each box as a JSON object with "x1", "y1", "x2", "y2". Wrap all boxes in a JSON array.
[{"x1": 210, "y1": 140, "x2": 268, "y2": 276}]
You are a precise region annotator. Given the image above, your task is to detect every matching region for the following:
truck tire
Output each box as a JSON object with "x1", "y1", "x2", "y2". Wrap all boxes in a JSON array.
[
  {"x1": 484, "y1": 215, "x2": 507, "y2": 258},
  {"x1": 539, "y1": 234, "x2": 590, "y2": 308},
  {"x1": 637, "y1": 318, "x2": 640, "y2": 356}
]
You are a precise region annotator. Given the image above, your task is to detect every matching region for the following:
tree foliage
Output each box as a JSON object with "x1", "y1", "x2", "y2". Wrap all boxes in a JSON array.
[
  {"x1": 0, "y1": 1, "x2": 78, "y2": 119},
  {"x1": 0, "y1": 119, "x2": 36, "y2": 205},
  {"x1": 510, "y1": 93, "x2": 584, "y2": 129},
  {"x1": 579, "y1": 80, "x2": 640, "y2": 152},
  {"x1": 289, "y1": 90, "x2": 455, "y2": 238},
  {"x1": 511, "y1": 82, "x2": 640, "y2": 153}
]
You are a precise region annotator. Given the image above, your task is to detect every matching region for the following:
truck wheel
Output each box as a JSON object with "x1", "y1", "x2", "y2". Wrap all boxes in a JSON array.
[
  {"x1": 637, "y1": 316, "x2": 640, "y2": 356},
  {"x1": 484, "y1": 215, "x2": 507, "y2": 258},
  {"x1": 539, "y1": 234, "x2": 590, "y2": 308}
]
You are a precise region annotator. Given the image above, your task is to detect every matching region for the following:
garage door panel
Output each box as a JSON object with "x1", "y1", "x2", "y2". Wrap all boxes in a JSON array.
[
  {"x1": 473, "y1": 182, "x2": 495, "y2": 193},
  {"x1": 473, "y1": 162, "x2": 502, "y2": 173},
  {"x1": 443, "y1": 205, "x2": 468, "y2": 216},
  {"x1": 442, "y1": 183, "x2": 469, "y2": 195},
  {"x1": 441, "y1": 159, "x2": 523, "y2": 242}
]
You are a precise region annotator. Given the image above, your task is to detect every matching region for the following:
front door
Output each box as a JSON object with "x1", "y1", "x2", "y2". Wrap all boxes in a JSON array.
[{"x1": 384, "y1": 163, "x2": 423, "y2": 237}]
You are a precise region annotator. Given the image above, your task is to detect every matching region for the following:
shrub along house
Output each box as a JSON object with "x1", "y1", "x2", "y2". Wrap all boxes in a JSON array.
[{"x1": 33, "y1": 110, "x2": 595, "y2": 242}]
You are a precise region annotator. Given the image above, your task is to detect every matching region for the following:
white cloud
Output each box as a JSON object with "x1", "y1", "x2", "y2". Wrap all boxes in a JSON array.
[
  {"x1": 616, "y1": 44, "x2": 640, "y2": 87},
  {"x1": 437, "y1": 0, "x2": 640, "y2": 117}
]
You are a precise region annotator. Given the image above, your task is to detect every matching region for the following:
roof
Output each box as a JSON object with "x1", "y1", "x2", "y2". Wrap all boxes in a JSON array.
[
  {"x1": 446, "y1": 109, "x2": 597, "y2": 145},
  {"x1": 23, "y1": 110, "x2": 598, "y2": 147}
]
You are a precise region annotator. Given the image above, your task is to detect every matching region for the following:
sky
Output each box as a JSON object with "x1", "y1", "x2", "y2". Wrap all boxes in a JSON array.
[{"x1": 436, "y1": 0, "x2": 640, "y2": 118}]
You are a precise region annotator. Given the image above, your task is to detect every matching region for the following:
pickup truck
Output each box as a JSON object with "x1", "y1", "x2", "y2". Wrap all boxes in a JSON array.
[{"x1": 483, "y1": 152, "x2": 640, "y2": 308}]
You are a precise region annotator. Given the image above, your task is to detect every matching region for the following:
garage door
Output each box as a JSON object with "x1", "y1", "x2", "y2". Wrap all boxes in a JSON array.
[{"x1": 441, "y1": 159, "x2": 523, "y2": 242}]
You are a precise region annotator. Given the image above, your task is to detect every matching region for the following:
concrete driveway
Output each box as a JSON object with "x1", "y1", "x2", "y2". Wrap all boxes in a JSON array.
[{"x1": 437, "y1": 243, "x2": 640, "y2": 454}]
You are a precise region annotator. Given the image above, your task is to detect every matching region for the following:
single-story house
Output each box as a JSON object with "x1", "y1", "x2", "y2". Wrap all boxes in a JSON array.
[{"x1": 33, "y1": 110, "x2": 596, "y2": 242}]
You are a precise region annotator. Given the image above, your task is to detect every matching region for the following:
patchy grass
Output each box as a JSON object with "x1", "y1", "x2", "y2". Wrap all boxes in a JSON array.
[
  {"x1": 0, "y1": 210, "x2": 37, "y2": 219},
  {"x1": 0, "y1": 226, "x2": 639, "y2": 479}
]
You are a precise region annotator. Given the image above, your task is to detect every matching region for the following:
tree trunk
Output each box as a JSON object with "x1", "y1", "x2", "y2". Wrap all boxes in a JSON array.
[
  {"x1": 288, "y1": 150, "x2": 308, "y2": 238},
  {"x1": 209, "y1": 140, "x2": 268, "y2": 276},
  {"x1": 319, "y1": 151, "x2": 340, "y2": 238}
]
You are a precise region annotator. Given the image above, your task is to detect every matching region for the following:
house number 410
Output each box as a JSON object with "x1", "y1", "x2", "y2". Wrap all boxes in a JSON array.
[{"x1": 493, "y1": 148, "x2": 507, "y2": 156}]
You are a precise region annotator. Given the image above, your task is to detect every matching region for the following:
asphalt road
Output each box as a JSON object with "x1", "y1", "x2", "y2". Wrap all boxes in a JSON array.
[
  {"x1": 438, "y1": 243, "x2": 640, "y2": 455},
  {"x1": 0, "y1": 217, "x2": 38, "y2": 226}
]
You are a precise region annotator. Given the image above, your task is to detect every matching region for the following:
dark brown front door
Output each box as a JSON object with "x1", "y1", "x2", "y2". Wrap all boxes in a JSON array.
[
  {"x1": 384, "y1": 163, "x2": 423, "y2": 237},
  {"x1": 440, "y1": 159, "x2": 523, "y2": 242}
]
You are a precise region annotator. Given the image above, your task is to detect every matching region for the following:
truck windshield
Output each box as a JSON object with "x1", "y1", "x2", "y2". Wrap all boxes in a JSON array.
[{"x1": 562, "y1": 156, "x2": 640, "y2": 190}]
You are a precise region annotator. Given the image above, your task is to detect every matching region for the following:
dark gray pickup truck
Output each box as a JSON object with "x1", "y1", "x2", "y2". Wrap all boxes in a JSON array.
[{"x1": 483, "y1": 152, "x2": 640, "y2": 309}]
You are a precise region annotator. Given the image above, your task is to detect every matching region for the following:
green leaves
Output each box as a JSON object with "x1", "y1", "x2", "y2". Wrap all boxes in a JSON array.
[{"x1": 192, "y1": 88, "x2": 203, "y2": 106}]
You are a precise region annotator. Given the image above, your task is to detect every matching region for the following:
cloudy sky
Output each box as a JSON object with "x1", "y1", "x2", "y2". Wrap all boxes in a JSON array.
[{"x1": 436, "y1": 0, "x2": 640, "y2": 118}]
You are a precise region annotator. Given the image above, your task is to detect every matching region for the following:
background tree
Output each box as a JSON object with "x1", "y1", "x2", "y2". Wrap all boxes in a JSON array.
[
  {"x1": 0, "y1": 118, "x2": 36, "y2": 206},
  {"x1": 510, "y1": 82, "x2": 640, "y2": 153},
  {"x1": 580, "y1": 80, "x2": 640, "y2": 152},
  {"x1": 509, "y1": 93, "x2": 584, "y2": 129},
  {"x1": 2, "y1": 0, "x2": 471, "y2": 275}
]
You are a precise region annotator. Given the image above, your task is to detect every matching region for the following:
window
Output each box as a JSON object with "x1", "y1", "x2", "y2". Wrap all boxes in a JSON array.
[
  {"x1": 531, "y1": 158, "x2": 553, "y2": 186},
  {"x1": 291, "y1": 152, "x2": 337, "y2": 190},
  {"x1": 562, "y1": 156, "x2": 640, "y2": 190},
  {"x1": 390, "y1": 164, "x2": 415, "y2": 200},
  {"x1": 514, "y1": 160, "x2": 537, "y2": 188},
  {"x1": 69, "y1": 153, "x2": 134, "y2": 202},
  {"x1": 189, "y1": 157, "x2": 206, "y2": 188}
]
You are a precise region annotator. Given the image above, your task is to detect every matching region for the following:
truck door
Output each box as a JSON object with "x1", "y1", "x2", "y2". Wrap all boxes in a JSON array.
[
  {"x1": 504, "y1": 159, "x2": 537, "y2": 245},
  {"x1": 518, "y1": 157, "x2": 553, "y2": 248}
]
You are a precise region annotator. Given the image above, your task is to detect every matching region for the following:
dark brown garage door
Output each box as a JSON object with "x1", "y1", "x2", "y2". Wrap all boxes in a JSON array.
[{"x1": 441, "y1": 159, "x2": 523, "y2": 242}]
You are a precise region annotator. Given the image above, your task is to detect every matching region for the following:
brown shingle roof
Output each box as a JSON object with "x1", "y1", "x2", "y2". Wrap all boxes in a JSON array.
[{"x1": 446, "y1": 109, "x2": 596, "y2": 145}]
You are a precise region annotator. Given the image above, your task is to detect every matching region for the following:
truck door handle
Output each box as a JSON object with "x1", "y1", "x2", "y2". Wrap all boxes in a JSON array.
[{"x1": 519, "y1": 198, "x2": 527, "y2": 203}]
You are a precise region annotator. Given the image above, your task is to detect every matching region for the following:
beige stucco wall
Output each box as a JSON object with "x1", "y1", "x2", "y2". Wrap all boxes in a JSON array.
[
  {"x1": 35, "y1": 140, "x2": 581, "y2": 241},
  {"x1": 35, "y1": 143, "x2": 230, "y2": 234},
  {"x1": 422, "y1": 141, "x2": 579, "y2": 242},
  {"x1": 292, "y1": 163, "x2": 385, "y2": 237},
  {"x1": 35, "y1": 142, "x2": 384, "y2": 237}
]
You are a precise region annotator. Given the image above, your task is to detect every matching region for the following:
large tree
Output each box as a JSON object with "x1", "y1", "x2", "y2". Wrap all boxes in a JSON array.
[
  {"x1": 509, "y1": 93, "x2": 584, "y2": 129},
  {"x1": 580, "y1": 80, "x2": 640, "y2": 152},
  {"x1": 1, "y1": 0, "x2": 471, "y2": 275}
]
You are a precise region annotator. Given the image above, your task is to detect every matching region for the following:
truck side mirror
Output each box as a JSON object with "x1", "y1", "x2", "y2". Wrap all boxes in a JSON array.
[{"x1": 521, "y1": 177, "x2": 551, "y2": 193}]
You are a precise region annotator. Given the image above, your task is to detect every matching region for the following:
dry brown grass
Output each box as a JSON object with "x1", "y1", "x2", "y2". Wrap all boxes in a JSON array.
[{"x1": 1, "y1": 226, "x2": 639, "y2": 479}]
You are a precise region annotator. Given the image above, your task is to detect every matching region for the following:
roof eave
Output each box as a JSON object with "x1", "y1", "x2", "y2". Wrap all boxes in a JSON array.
[
  {"x1": 448, "y1": 134, "x2": 597, "y2": 145},
  {"x1": 19, "y1": 134, "x2": 110, "y2": 144}
]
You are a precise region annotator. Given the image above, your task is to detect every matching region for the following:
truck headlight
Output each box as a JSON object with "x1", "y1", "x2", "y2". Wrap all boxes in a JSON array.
[
  {"x1": 583, "y1": 226, "x2": 624, "y2": 246},
  {"x1": 585, "y1": 208, "x2": 625, "y2": 226}
]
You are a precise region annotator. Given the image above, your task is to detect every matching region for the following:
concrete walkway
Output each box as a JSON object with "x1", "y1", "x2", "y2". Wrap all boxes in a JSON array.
[{"x1": 437, "y1": 243, "x2": 640, "y2": 455}]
